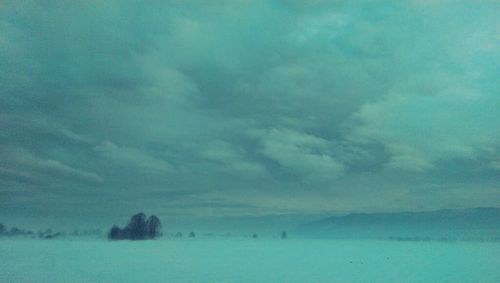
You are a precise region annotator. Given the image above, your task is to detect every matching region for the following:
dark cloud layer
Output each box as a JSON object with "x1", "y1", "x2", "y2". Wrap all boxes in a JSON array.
[{"x1": 1, "y1": 0, "x2": 499, "y2": 228}]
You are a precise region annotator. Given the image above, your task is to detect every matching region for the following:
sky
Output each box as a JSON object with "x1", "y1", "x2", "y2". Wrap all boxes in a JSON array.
[{"x1": 0, "y1": 0, "x2": 499, "y2": 229}]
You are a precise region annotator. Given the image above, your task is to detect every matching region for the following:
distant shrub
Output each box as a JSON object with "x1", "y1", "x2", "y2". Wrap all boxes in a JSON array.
[
  {"x1": 281, "y1": 231, "x2": 287, "y2": 239},
  {"x1": 189, "y1": 232, "x2": 195, "y2": 238},
  {"x1": 0, "y1": 223, "x2": 6, "y2": 235},
  {"x1": 43, "y1": 232, "x2": 61, "y2": 239},
  {"x1": 108, "y1": 213, "x2": 162, "y2": 240}
]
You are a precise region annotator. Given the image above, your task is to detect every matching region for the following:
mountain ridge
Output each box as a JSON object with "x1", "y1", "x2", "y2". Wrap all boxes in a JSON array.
[{"x1": 295, "y1": 207, "x2": 500, "y2": 240}]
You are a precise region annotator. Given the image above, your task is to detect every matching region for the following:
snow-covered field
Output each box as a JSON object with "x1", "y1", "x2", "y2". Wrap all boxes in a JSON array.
[{"x1": 1, "y1": 238, "x2": 499, "y2": 282}]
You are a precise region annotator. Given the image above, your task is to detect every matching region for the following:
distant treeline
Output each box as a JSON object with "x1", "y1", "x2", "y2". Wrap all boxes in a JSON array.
[
  {"x1": 0, "y1": 224, "x2": 57, "y2": 239},
  {"x1": 0, "y1": 223, "x2": 102, "y2": 239},
  {"x1": 161, "y1": 231, "x2": 288, "y2": 239},
  {"x1": 108, "y1": 213, "x2": 162, "y2": 240},
  {"x1": 388, "y1": 235, "x2": 500, "y2": 242},
  {"x1": 0, "y1": 223, "x2": 35, "y2": 237}
]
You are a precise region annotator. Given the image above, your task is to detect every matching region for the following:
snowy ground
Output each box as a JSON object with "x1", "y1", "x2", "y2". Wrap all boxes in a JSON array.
[{"x1": 1, "y1": 238, "x2": 499, "y2": 283}]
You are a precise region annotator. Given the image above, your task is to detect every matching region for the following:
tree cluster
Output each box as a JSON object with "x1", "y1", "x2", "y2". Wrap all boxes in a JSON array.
[{"x1": 108, "y1": 213, "x2": 162, "y2": 240}]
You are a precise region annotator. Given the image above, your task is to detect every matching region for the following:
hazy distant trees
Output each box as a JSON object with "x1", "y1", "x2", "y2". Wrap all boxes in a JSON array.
[
  {"x1": 189, "y1": 232, "x2": 196, "y2": 238},
  {"x1": 0, "y1": 224, "x2": 36, "y2": 237},
  {"x1": 0, "y1": 224, "x2": 61, "y2": 239},
  {"x1": 37, "y1": 229, "x2": 62, "y2": 239},
  {"x1": 0, "y1": 223, "x2": 101, "y2": 239},
  {"x1": 69, "y1": 229, "x2": 102, "y2": 237},
  {"x1": 281, "y1": 231, "x2": 287, "y2": 239},
  {"x1": 7, "y1": 226, "x2": 35, "y2": 237},
  {"x1": 108, "y1": 213, "x2": 162, "y2": 240}
]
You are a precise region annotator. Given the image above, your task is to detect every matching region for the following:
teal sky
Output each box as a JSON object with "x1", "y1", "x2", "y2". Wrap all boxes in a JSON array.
[{"x1": 0, "y1": 1, "x2": 499, "y2": 227}]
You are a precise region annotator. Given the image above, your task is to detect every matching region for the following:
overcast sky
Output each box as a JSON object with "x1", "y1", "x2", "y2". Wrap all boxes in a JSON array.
[{"x1": 1, "y1": 0, "x2": 499, "y2": 228}]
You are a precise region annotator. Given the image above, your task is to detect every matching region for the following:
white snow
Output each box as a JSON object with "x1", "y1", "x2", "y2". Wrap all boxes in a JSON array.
[{"x1": 1, "y1": 238, "x2": 499, "y2": 282}]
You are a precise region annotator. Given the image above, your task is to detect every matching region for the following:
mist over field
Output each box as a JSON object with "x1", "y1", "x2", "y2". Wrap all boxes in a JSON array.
[
  {"x1": 1, "y1": 0, "x2": 499, "y2": 282},
  {"x1": 2, "y1": 238, "x2": 500, "y2": 283}
]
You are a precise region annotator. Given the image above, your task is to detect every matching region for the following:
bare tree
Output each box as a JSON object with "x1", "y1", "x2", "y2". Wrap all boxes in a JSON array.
[
  {"x1": 108, "y1": 225, "x2": 123, "y2": 240},
  {"x1": 125, "y1": 213, "x2": 148, "y2": 240},
  {"x1": 146, "y1": 215, "x2": 161, "y2": 239}
]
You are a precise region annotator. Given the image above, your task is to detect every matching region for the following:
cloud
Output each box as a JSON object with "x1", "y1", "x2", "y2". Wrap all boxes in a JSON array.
[
  {"x1": 0, "y1": 147, "x2": 103, "y2": 185},
  {"x1": 0, "y1": 0, "x2": 498, "y2": 223},
  {"x1": 35, "y1": 159, "x2": 103, "y2": 183},
  {"x1": 95, "y1": 141, "x2": 173, "y2": 174},
  {"x1": 350, "y1": 82, "x2": 499, "y2": 172},
  {"x1": 199, "y1": 140, "x2": 266, "y2": 177},
  {"x1": 252, "y1": 128, "x2": 344, "y2": 182},
  {"x1": 490, "y1": 160, "x2": 500, "y2": 171}
]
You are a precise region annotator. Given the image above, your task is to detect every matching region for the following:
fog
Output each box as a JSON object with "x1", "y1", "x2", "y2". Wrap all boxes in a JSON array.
[
  {"x1": 1, "y1": 238, "x2": 500, "y2": 283},
  {"x1": 1, "y1": 0, "x2": 499, "y2": 281}
]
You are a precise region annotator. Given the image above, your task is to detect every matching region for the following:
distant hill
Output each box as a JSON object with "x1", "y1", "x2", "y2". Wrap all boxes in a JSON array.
[{"x1": 295, "y1": 207, "x2": 500, "y2": 241}]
